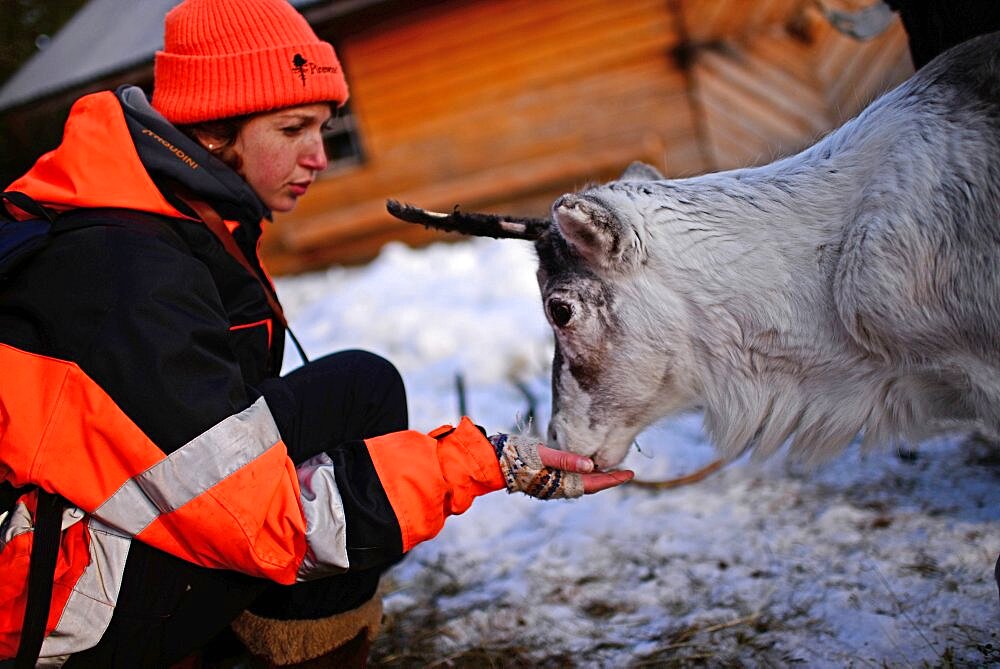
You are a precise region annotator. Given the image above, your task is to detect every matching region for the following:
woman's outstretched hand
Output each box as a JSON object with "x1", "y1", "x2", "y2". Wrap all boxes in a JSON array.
[
  {"x1": 536, "y1": 444, "x2": 634, "y2": 494},
  {"x1": 489, "y1": 433, "x2": 634, "y2": 499}
]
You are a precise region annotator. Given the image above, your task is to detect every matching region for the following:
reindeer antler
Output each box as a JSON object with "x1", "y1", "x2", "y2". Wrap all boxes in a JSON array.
[{"x1": 386, "y1": 200, "x2": 549, "y2": 241}]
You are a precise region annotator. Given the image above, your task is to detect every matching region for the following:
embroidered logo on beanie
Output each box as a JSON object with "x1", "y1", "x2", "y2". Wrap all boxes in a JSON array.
[
  {"x1": 292, "y1": 54, "x2": 309, "y2": 86},
  {"x1": 291, "y1": 53, "x2": 342, "y2": 88}
]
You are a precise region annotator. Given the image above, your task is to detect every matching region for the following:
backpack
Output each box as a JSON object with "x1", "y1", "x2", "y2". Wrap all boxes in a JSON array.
[{"x1": 0, "y1": 191, "x2": 66, "y2": 669}]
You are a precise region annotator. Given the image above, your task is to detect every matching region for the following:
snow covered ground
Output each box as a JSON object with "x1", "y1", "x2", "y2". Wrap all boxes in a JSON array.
[{"x1": 276, "y1": 237, "x2": 1000, "y2": 667}]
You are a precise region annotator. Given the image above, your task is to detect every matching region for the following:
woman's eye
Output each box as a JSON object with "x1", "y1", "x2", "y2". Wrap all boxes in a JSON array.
[
  {"x1": 548, "y1": 299, "x2": 573, "y2": 327},
  {"x1": 282, "y1": 125, "x2": 304, "y2": 136}
]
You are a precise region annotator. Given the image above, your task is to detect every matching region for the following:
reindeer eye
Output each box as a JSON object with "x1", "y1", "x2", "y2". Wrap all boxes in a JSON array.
[{"x1": 548, "y1": 299, "x2": 573, "y2": 327}]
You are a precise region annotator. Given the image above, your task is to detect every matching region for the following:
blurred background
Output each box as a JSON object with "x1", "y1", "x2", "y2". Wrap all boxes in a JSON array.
[{"x1": 0, "y1": 0, "x2": 912, "y2": 273}]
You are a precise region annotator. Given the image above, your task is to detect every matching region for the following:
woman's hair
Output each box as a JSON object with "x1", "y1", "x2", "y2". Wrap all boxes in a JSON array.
[{"x1": 176, "y1": 113, "x2": 256, "y2": 173}]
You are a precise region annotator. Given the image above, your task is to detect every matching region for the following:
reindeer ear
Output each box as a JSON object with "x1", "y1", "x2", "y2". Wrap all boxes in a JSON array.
[
  {"x1": 619, "y1": 161, "x2": 663, "y2": 181},
  {"x1": 552, "y1": 194, "x2": 631, "y2": 271}
]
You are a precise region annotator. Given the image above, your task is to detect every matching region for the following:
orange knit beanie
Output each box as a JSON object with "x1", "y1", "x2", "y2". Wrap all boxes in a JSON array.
[{"x1": 152, "y1": 0, "x2": 349, "y2": 124}]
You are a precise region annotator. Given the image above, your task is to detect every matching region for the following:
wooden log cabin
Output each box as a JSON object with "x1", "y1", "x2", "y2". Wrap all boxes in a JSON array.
[
  {"x1": 0, "y1": 0, "x2": 913, "y2": 274},
  {"x1": 272, "y1": 0, "x2": 912, "y2": 272}
]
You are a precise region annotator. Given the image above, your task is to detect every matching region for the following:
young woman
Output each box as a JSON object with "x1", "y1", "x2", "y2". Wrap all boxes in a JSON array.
[{"x1": 0, "y1": 0, "x2": 631, "y2": 666}]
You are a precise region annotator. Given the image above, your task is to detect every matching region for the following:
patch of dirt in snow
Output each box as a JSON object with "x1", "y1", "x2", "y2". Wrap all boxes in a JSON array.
[{"x1": 371, "y1": 425, "x2": 1000, "y2": 668}]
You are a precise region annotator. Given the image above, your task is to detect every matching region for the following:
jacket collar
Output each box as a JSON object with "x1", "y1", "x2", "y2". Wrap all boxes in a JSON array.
[
  {"x1": 8, "y1": 86, "x2": 268, "y2": 232},
  {"x1": 116, "y1": 86, "x2": 269, "y2": 228}
]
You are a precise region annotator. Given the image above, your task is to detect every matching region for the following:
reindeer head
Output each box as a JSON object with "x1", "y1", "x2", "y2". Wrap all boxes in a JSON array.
[{"x1": 387, "y1": 162, "x2": 703, "y2": 468}]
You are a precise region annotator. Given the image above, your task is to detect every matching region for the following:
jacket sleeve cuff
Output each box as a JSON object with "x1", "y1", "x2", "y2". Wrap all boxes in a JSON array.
[{"x1": 365, "y1": 417, "x2": 504, "y2": 552}]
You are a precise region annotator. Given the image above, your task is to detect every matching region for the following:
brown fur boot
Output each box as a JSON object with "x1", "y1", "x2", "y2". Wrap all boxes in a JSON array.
[{"x1": 231, "y1": 596, "x2": 382, "y2": 668}]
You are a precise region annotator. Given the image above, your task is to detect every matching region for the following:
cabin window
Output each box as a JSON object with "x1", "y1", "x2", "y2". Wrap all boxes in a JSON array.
[{"x1": 323, "y1": 101, "x2": 365, "y2": 172}]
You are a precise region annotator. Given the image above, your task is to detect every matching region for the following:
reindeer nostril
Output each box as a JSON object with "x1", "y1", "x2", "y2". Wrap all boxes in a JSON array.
[{"x1": 554, "y1": 195, "x2": 578, "y2": 212}]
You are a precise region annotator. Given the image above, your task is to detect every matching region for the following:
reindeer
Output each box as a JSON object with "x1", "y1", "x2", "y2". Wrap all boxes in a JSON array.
[{"x1": 388, "y1": 31, "x2": 1000, "y2": 469}]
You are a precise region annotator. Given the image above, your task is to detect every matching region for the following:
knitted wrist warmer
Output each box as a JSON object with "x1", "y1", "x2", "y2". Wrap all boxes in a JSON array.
[{"x1": 488, "y1": 433, "x2": 584, "y2": 499}]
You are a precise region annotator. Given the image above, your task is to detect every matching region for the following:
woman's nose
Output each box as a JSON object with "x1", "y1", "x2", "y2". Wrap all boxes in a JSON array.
[{"x1": 301, "y1": 137, "x2": 328, "y2": 172}]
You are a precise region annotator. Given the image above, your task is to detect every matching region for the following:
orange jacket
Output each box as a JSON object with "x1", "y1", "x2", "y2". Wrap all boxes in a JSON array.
[{"x1": 0, "y1": 87, "x2": 504, "y2": 661}]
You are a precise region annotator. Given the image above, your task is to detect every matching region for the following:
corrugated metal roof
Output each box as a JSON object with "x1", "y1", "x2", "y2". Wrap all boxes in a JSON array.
[{"x1": 0, "y1": 0, "x2": 324, "y2": 112}]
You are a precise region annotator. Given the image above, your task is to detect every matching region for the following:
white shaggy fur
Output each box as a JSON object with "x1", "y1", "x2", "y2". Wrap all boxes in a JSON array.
[{"x1": 540, "y1": 32, "x2": 1000, "y2": 468}]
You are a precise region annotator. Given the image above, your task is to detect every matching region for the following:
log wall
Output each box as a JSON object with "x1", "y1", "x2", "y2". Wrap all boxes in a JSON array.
[{"x1": 264, "y1": 0, "x2": 912, "y2": 272}]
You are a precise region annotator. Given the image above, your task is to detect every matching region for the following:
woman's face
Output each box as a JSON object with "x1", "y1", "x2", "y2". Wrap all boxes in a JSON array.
[{"x1": 230, "y1": 103, "x2": 333, "y2": 212}]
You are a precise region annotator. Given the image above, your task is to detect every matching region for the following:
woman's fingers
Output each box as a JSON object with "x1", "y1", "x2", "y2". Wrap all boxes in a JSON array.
[
  {"x1": 581, "y1": 469, "x2": 634, "y2": 494},
  {"x1": 537, "y1": 444, "x2": 594, "y2": 472},
  {"x1": 537, "y1": 444, "x2": 635, "y2": 494}
]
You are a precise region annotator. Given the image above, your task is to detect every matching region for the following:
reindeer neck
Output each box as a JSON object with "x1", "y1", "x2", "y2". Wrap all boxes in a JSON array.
[
  {"x1": 657, "y1": 134, "x2": 893, "y2": 458},
  {"x1": 656, "y1": 142, "x2": 863, "y2": 321}
]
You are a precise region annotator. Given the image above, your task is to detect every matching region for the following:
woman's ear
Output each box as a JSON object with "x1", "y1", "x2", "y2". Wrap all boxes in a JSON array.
[
  {"x1": 191, "y1": 130, "x2": 225, "y2": 154},
  {"x1": 182, "y1": 122, "x2": 244, "y2": 172},
  {"x1": 193, "y1": 130, "x2": 244, "y2": 173}
]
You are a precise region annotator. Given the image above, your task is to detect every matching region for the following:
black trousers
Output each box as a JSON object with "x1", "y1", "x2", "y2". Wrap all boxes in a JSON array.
[{"x1": 64, "y1": 350, "x2": 408, "y2": 668}]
